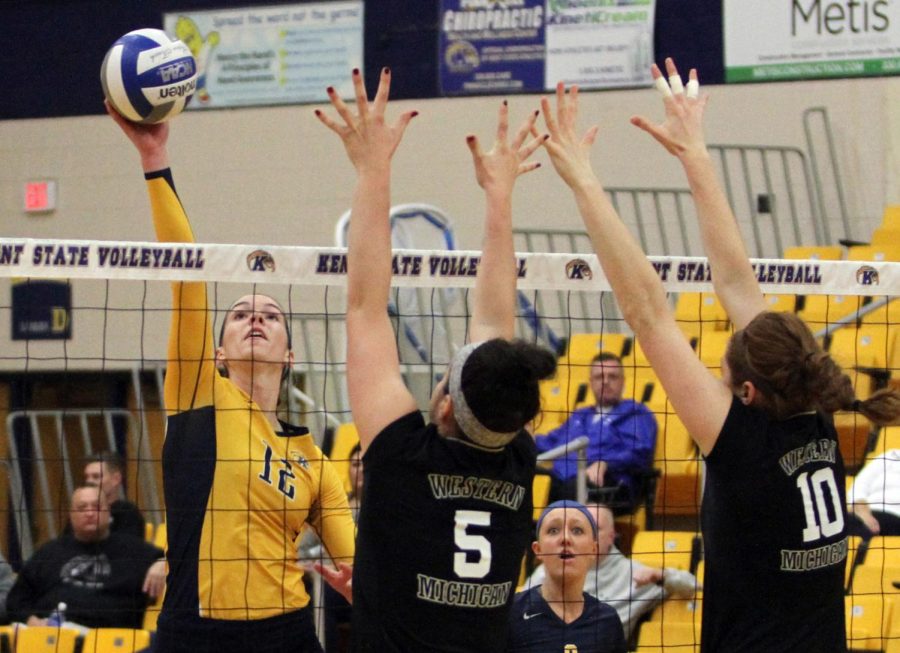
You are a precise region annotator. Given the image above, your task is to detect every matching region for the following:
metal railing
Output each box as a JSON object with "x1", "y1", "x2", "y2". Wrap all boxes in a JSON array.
[
  {"x1": 7, "y1": 408, "x2": 146, "y2": 559},
  {"x1": 537, "y1": 436, "x2": 590, "y2": 503}
]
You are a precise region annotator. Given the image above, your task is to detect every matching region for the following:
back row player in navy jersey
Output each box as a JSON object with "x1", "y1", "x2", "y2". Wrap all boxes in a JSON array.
[
  {"x1": 537, "y1": 59, "x2": 900, "y2": 652},
  {"x1": 316, "y1": 68, "x2": 556, "y2": 651}
]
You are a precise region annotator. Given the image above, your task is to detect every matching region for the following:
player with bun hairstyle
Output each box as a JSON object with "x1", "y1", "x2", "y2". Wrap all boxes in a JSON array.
[
  {"x1": 316, "y1": 68, "x2": 556, "y2": 651},
  {"x1": 538, "y1": 58, "x2": 900, "y2": 652},
  {"x1": 107, "y1": 103, "x2": 354, "y2": 653}
]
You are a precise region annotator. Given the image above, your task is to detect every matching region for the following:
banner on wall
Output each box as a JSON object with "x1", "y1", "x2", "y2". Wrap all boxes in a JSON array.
[
  {"x1": 439, "y1": 0, "x2": 655, "y2": 95},
  {"x1": 724, "y1": 0, "x2": 900, "y2": 82},
  {"x1": 162, "y1": 2, "x2": 363, "y2": 109}
]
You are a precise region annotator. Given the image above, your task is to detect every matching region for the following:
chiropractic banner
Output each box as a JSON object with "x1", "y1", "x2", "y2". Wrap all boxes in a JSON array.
[
  {"x1": 439, "y1": 0, "x2": 655, "y2": 95},
  {"x1": 724, "y1": 0, "x2": 900, "y2": 82}
]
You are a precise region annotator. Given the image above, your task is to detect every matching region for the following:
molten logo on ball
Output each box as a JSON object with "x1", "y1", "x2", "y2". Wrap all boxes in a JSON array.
[{"x1": 101, "y1": 28, "x2": 198, "y2": 124}]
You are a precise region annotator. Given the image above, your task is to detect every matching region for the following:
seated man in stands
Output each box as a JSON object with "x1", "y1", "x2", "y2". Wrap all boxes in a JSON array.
[
  {"x1": 6, "y1": 485, "x2": 163, "y2": 629},
  {"x1": 83, "y1": 451, "x2": 145, "y2": 539},
  {"x1": 847, "y1": 447, "x2": 900, "y2": 539},
  {"x1": 536, "y1": 352, "x2": 657, "y2": 511},
  {"x1": 526, "y1": 504, "x2": 699, "y2": 641}
]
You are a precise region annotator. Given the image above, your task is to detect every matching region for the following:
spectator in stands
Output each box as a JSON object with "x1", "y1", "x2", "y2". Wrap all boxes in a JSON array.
[
  {"x1": 509, "y1": 500, "x2": 626, "y2": 652},
  {"x1": 526, "y1": 503, "x2": 698, "y2": 640},
  {"x1": 82, "y1": 451, "x2": 145, "y2": 539},
  {"x1": 6, "y1": 485, "x2": 162, "y2": 629},
  {"x1": 0, "y1": 551, "x2": 14, "y2": 624},
  {"x1": 535, "y1": 352, "x2": 657, "y2": 512},
  {"x1": 319, "y1": 443, "x2": 364, "y2": 652},
  {"x1": 847, "y1": 448, "x2": 900, "y2": 539}
]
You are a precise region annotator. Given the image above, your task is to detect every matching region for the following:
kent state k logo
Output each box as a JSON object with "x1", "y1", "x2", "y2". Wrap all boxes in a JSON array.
[
  {"x1": 247, "y1": 250, "x2": 276, "y2": 272},
  {"x1": 856, "y1": 265, "x2": 879, "y2": 286},
  {"x1": 566, "y1": 258, "x2": 593, "y2": 280}
]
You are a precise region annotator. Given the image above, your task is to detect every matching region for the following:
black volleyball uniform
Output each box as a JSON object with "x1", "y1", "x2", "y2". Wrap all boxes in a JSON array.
[
  {"x1": 507, "y1": 586, "x2": 626, "y2": 653},
  {"x1": 701, "y1": 397, "x2": 848, "y2": 652},
  {"x1": 353, "y1": 411, "x2": 536, "y2": 652}
]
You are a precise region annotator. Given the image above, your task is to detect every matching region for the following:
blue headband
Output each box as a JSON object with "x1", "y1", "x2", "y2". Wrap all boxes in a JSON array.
[{"x1": 535, "y1": 500, "x2": 598, "y2": 539}]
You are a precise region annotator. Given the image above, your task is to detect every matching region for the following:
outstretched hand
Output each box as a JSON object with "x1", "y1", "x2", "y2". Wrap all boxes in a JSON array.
[
  {"x1": 630, "y1": 57, "x2": 708, "y2": 159},
  {"x1": 313, "y1": 561, "x2": 354, "y2": 604},
  {"x1": 316, "y1": 68, "x2": 417, "y2": 174},
  {"x1": 105, "y1": 100, "x2": 170, "y2": 172},
  {"x1": 466, "y1": 102, "x2": 545, "y2": 195},
  {"x1": 537, "y1": 83, "x2": 600, "y2": 190}
]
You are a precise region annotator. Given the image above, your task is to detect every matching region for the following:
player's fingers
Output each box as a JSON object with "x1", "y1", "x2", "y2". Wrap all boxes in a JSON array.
[
  {"x1": 351, "y1": 68, "x2": 369, "y2": 121},
  {"x1": 512, "y1": 110, "x2": 539, "y2": 151},
  {"x1": 520, "y1": 132, "x2": 549, "y2": 161},
  {"x1": 555, "y1": 81, "x2": 569, "y2": 127},
  {"x1": 518, "y1": 160, "x2": 542, "y2": 176},
  {"x1": 466, "y1": 134, "x2": 484, "y2": 161},
  {"x1": 392, "y1": 109, "x2": 419, "y2": 139},
  {"x1": 568, "y1": 85, "x2": 581, "y2": 126},
  {"x1": 666, "y1": 57, "x2": 684, "y2": 95},
  {"x1": 314, "y1": 109, "x2": 345, "y2": 135},
  {"x1": 686, "y1": 68, "x2": 700, "y2": 100},
  {"x1": 372, "y1": 67, "x2": 391, "y2": 115},
  {"x1": 630, "y1": 116, "x2": 677, "y2": 154},
  {"x1": 582, "y1": 125, "x2": 600, "y2": 147},
  {"x1": 496, "y1": 100, "x2": 510, "y2": 145},
  {"x1": 541, "y1": 95, "x2": 559, "y2": 138},
  {"x1": 327, "y1": 86, "x2": 356, "y2": 129}
]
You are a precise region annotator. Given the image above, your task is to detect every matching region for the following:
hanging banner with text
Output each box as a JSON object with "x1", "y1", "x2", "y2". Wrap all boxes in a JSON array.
[
  {"x1": 724, "y1": 0, "x2": 900, "y2": 82},
  {"x1": 439, "y1": 0, "x2": 655, "y2": 95},
  {"x1": 162, "y1": 2, "x2": 363, "y2": 109}
]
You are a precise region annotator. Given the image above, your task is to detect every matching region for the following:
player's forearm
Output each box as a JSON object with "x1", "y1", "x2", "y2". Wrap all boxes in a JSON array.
[
  {"x1": 571, "y1": 178, "x2": 671, "y2": 336},
  {"x1": 680, "y1": 151, "x2": 765, "y2": 328},
  {"x1": 470, "y1": 188, "x2": 516, "y2": 341},
  {"x1": 146, "y1": 172, "x2": 195, "y2": 244},
  {"x1": 346, "y1": 170, "x2": 393, "y2": 314}
]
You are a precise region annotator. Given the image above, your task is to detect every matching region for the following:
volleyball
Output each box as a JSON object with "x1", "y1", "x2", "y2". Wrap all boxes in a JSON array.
[{"x1": 101, "y1": 29, "x2": 197, "y2": 124}]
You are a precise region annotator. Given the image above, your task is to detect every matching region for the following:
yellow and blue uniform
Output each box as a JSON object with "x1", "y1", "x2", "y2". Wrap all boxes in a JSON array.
[{"x1": 146, "y1": 170, "x2": 354, "y2": 651}]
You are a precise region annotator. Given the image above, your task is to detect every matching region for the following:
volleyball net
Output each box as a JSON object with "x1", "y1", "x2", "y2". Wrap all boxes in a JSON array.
[{"x1": 1, "y1": 236, "x2": 899, "y2": 648}]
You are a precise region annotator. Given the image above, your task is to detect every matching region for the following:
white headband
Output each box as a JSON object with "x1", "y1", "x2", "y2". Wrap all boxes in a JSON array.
[{"x1": 449, "y1": 342, "x2": 519, "y2": 448}]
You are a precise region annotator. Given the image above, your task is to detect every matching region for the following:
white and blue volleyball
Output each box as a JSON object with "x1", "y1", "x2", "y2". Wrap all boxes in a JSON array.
[{"x1": 101, "y1": 29, "x2": 197, "y2": 124}]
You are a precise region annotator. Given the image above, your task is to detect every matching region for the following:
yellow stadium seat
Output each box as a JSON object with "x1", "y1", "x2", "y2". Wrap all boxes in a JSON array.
[
  {"x1": 828, "y1": 324, "x2": 892, "y2": 399},
  {"x1": 13, "y1": 626, "x2": 79, "y2": 653},
  {"x1": 81, "y1": 629, "x2": 151, "y2": 653},
  {"x1": 535, "y1": 378, "x2": 569, "y2": 434},
  {"x1": 847, "y1": 244, "x2": 900, "y2": 262},
  {"x1": 694, "y1": 330, "x2": 733, "y2": 375},
  {"x1": 654, "y1": 457, "x2": 702, "y2": 518},
  {"x1": 797, "y1": 294, "x2": 863, "y2": 330},
  {"x1": 674, "y1": 292, "x2": 729, "y2": 337},
  {"x1": 655, "y1": 412, "x2": 697, "y2": 466},
  {"x1": 330, "y1": 422, "x2": 360, "y2": 495},
  {"x1": 847, "y1": 535, "x2": 864, "y2": 589},
  {"x1": 871, "y1": 226, "x2": 900, "y2": 247},
  {"x1": 763, "y1": 293, "x2": 797, "y2": 313},
  {"x1": 869, "y1": 426, "x2": 900, "y2": 460},
  {"x1": 882, "y1": 205, "x2": 900, "y2": 230},
  {"x1": 636, "y1": 621, "x2": 699, "y2": 652},
  {"x1": 863, "y1": 536, "x2": 900, "y2": 569},
  {"x1": 783, "y1": 245, "x2": 843, "y2": 260},
  {"x1": 648, "y1": 595, "x2": 703, "y2": 629},
  {"x1": 144, "y1": 521, "x2": 154, "y2": 543},
  {"x1": 631, "y1": 530, "x2": 696, "y2": 571},
  {"x1": 562, "y1": 332, "x2": 630, "y2": 366},
  {"x1": 532, "y1": 474, "x2": 552, "y2": 522},
  {"x1": 852, "y1": 565, "x2": 900, "y2": 598},
  {"x1": 846, "y1": 593, "x2": 892, "y2": 651},
  {"x1": 152, "y1": 521, "x2": 166, "y2": 552}
]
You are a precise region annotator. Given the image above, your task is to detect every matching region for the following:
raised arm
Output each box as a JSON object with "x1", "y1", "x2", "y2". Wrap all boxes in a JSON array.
[
  {"x1": 630, "y1": 59, "x2": 766, "y2": 330},
  {"x1": 106, "y1": 102, "x2": 215, "y2": 414},
  {"x1": 539, "y1": 84, "x2": 731, "y2": 455},
  {"x1": 316, "y1": 68, "x2": 417, "y2": 453},
  {"x1": 466, "y1": 103, "x2": 543, "y2": 342}
]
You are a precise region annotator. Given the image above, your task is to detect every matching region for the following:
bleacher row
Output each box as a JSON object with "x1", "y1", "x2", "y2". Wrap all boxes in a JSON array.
[
  {"x1": 622, "y1": 533, "x2": 900, "y2": 652},
  {"x1": 0, "y1": 625, "x2": 150, "y2": 653}
]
